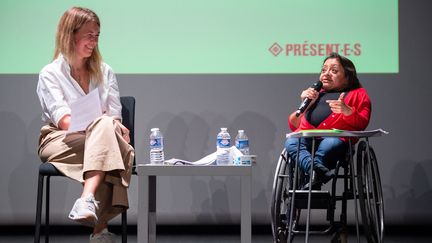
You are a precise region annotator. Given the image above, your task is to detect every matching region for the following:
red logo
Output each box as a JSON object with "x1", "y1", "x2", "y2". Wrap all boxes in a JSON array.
[{"x1": 269, "y1": 42, "x2": 283, "y2": 56}]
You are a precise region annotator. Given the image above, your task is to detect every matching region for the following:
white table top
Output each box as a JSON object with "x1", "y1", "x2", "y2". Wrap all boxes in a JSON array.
[
  {"x1": 286, "y1": 128, "x2": 388, "y2": 139},
  {"x1": 137, "y1": 164, "x2": 252, "y2": 176}
]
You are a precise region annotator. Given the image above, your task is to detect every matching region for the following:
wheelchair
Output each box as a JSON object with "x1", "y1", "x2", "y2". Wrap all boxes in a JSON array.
[{"x1": 271, "y1": 137, "x2": 384, "y2": 243}]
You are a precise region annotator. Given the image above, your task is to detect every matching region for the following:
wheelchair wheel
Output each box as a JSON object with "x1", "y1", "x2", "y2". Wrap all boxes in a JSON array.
[
  {"x1": 271, "y1": 149, "x2": 294, "y2": 243},
  {"x1": 356, "y1": 141, "x2": 385, "y2": 243}
]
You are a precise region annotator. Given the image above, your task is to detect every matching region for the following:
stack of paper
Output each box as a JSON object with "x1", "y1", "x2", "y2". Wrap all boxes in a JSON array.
[{"x1": 163, "y1": 146, "x2": 256, "y2": 166}]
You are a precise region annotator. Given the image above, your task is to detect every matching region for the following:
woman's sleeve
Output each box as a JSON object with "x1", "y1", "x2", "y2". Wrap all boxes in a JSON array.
[
  {"x1": 36, "y1": 70, "x2": 71, "y2": 127},
  {"x1": 342, "y1": 88, "x2": 371, "y2": 131},
  {"x1": 106, "y1": 66, "x2": 122, "y2": 120},
  {"x1": 288, "y1": 111, "x2": 300, "y2": 132}
]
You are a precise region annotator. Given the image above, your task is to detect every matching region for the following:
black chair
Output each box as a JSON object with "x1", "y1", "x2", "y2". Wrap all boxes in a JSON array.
[{"x1": 34, "y1": 96, "x2": 136, "y2": 243}]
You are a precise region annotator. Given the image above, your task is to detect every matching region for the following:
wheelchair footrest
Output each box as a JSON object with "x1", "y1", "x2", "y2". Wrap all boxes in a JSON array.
[{"x1": 289, "y1": 190, "x2": 331, "y2": 209}]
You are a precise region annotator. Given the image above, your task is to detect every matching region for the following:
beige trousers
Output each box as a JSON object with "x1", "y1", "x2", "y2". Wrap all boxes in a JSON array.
[{"x1": 38, "y1": 116, "x2": 134, "y2": 223}]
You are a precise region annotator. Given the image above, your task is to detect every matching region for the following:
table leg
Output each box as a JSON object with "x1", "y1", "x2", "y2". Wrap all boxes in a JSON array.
[
  {"x1": 349, "y1": 140, "x2": 360, "y2": 243},
  {"x1": 138, "y1": 174, "x2": 149, "y2": 243},
  {"x1": 305, "y1": 138, "x2": 316, "y2": 243},
  {"x1": 241, "y1": 175, "x2": 251, "y2": 243},
  {"x1": 149, "y1": 176, "x2": 157, "y2": 243}
]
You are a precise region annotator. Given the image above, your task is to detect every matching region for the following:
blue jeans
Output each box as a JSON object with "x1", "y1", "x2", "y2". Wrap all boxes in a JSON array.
[{"x1": 285, "y1": 137, "x2": 348, "y2": 175}]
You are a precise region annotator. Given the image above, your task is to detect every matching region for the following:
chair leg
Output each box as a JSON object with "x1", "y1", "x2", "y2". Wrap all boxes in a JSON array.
[
  {"x1": 122, "y1": 210, "x2": 127, "y2": 243},
  {"x1": 37, "y1": 173, "x2": 128, "y2": 243},
  {"x1": 35, "y1": 173, "x2": 44, "y2": 243},
  {"x1": 45, "y1": 176, "x2": 50, "y2": 243}
]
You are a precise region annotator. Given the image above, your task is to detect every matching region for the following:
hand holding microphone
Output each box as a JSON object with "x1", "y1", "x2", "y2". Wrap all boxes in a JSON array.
[{"x1": 295, "y1": 81, "x2": 323, "y2": 117}]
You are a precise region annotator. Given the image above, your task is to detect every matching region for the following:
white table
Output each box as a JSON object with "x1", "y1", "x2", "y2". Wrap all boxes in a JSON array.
[{"x1": 137, "y1": 164, "x2": 252, "y2": 243}]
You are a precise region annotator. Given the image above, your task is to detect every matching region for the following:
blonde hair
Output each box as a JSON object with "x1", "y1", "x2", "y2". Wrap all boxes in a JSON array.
[{"x1": 54, "y1": 6, "x2": 103, "y2": 84}]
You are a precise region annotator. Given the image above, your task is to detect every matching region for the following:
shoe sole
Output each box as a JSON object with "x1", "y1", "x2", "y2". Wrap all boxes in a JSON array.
[{"x1": 69, "y1": 214, "x2": 97, "y2": 227}]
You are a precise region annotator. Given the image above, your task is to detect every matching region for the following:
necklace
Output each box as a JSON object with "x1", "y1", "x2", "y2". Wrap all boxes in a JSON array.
[{"x1": 71, "y1": 68, "x2": 90, "y2": 92}]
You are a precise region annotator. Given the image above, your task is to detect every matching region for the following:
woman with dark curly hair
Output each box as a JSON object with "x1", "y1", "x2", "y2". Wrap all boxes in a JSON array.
[{"x1": 285, "y1": 52, "x2": 371, "y2": 190}]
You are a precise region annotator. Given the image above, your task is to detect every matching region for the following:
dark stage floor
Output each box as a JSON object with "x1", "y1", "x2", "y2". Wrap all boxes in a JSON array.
[{"x1": 2, "y1": 225, "x2": 431, "y2": 243}]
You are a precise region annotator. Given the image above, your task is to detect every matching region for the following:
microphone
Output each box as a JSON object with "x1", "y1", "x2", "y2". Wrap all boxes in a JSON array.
[{"x1": 295, "y1": 81, "x2": 323, "y2": 117}]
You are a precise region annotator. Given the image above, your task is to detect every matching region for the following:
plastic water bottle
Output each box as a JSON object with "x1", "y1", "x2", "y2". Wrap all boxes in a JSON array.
[
  {"x1": 149, "y1": 128, "x2": 164, "y2": 164},
  {"x1": 235, "y1": 130, "x2": 250, "y2": 155},
  {"x1": 216, "y1": 128, "x2": 231, "y2": 165}
]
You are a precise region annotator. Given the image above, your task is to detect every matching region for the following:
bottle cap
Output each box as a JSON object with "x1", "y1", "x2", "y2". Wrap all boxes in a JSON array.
[
  {"x1": 221, "y1": 128, "x2": 227, "y2": 131},
  {"x1": 151, "y1": 128, "x2": 159, "y2": 132},
  {"x1": 238, "y1": 130, "x2": 244, "y2": 133}
]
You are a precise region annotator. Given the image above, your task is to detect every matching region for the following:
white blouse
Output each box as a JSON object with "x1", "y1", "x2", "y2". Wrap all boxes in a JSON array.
[{"x1": 36, "y1": 55, "x2": 122, "y2": 127}]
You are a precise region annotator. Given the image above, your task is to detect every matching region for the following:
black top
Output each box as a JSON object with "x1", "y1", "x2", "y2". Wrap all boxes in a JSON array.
[{"x1": 306, "y1": 91, "x2": 348, "y2": 127}]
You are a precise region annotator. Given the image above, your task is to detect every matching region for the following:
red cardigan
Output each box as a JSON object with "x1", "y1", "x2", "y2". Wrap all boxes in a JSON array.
[{"x1": 288, "y1": 87, "x2": 371, "y2": 141}]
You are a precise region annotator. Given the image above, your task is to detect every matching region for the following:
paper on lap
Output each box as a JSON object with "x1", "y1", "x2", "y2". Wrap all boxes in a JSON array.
[{"x1": 68, "y1": 89, "x2": 102, "y2": 133}]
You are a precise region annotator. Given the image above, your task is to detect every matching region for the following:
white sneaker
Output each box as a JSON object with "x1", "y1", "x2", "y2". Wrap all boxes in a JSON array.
[
  {"x1": 68, "y1": 193, "x2": 99, "y2": 227},
  {"x1": 90, "y1": 228, "x2": 116, "y2": 243}
]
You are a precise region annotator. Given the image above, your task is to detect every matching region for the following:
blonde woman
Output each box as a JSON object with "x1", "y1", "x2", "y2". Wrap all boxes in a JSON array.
[{"x1": 36, "y1": 6, "x2": 134, "y2": 242}]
